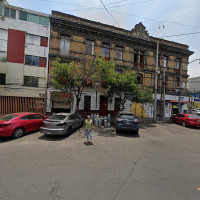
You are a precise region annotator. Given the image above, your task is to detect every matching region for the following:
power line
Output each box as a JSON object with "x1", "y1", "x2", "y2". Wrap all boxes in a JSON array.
[
  {"x1": 99, "y1": 0, "x2": 121, "y2": 27},
  {"x1": 163, "y1": 31, "x2": 200, "y2": 38},
  {"x1": 36, "y1": 0, "x2": 200, "y2": 29}
]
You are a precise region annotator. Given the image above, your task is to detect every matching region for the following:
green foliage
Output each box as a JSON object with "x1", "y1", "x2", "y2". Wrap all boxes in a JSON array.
[{"x1": 95, "y1": 59, "x2": 153, "y2": 111}]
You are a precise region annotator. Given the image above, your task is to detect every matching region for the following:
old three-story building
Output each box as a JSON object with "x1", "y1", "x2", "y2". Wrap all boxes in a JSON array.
[
  {"x1": 47, "y1": 11, "x2": 193, "y2": 118},
  {"x1": 0, "y1": 0, "x2": 49, "y2": 115}
]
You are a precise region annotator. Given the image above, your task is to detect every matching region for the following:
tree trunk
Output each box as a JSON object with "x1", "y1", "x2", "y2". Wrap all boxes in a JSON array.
[{"x1": 76, "y1": 97, "x2": 80, "y2": 114}]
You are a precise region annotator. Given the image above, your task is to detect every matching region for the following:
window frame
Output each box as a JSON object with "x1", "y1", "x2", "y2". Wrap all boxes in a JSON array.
[
  {"x1": 163, "y1": 55, "x2": 168, "y2": 68},
  {"x1": 102, "y1": 43, "x2": 110, "y2": 58},
  {"x1": 0, "y1": 73, "x2": 6, "y2": 85},
  {"x1": 25, "y1": 55, "x2": 40, "y2": 66},
  {"x1": 60, "y1": 35, "x2": 70, "y2": 55},
  {"x1": 115, "y1": 46, "x2": 123, "y2": 60},
  {"x1": 24, "y1": 76, "x2": 39, "y2": 88},
  {"x1": 3, "y1": 7, "x2": 16, "y2": 19},
  {"x1": 86, "y1": 40, "x2": 94, "y2": 55},
  {"x1": 175, "y1": 58, "x2": 181, "y2": 69}
]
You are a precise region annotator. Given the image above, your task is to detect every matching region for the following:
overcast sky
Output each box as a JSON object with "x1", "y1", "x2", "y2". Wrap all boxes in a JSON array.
[{"x1": 8, "y1": 0, "x2": 200, "y2": 78}]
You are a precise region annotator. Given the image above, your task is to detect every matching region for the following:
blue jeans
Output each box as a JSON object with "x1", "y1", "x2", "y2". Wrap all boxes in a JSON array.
[{"x1": 85, "y1": 129, "x2": 93, "y2": 141}]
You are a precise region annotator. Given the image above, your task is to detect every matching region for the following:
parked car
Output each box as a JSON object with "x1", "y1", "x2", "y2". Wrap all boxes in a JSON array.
[
  {"x1": 188, "y1": 109, "x2": 200, "y2": 114},
  {"x1": 170, "y1": 113, "x2": 200, "y2": 127},
  {"x1": 40, "y1": 113, "x2": 83, "y2": 136},
  {"x1": 0, "y1": 113, "x2": 46, "y2": 138},
  {"x1": 116, "y1": 112, "x2": 139, "y2": 134}
]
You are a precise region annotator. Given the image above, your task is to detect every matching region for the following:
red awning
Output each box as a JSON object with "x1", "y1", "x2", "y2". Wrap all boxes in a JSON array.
[{"x1": 170, "y1": 100, "x2": 189, "y2": 104}]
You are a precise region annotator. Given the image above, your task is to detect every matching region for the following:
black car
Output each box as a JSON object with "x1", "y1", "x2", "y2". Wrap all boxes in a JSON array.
[{"x1": 116, "y1": 112, "x2": 139, "y2": 134}]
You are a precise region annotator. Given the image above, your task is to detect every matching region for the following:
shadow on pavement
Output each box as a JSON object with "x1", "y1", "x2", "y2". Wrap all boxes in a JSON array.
[
  {"x1": 95, "y1": 127, "x2": 117, "y2": 137},
  {"x1": 138, "y1": 120, "x2": 156, "y2": 129},
  {"x1": 116, "y1": 131, "x2": 140, "y2": 138},
  {"x1": 38, "y1": 128, "x2": 80, "y2": 141},
  {"x1": 0, "y1": 136, "x2": 13, "y2": 143},
  {"x1": 0, "y1": 130, "x2": 39, "y2": 143}
]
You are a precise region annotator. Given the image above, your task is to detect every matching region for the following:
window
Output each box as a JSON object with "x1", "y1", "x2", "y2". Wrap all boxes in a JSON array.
[
  {"x1": 34, "y1": 114, "x2": 44, "y2": 119},
  {"x1": 28, "y1": 13, "x2": 39, "y2": 23},
  {"x1": 102, "y1": 43, "x2": 110, "y2": 58},
  {"x1": 86, "y1": 40, "x2": 94, "y2": 54},
  {"x1": 175, "y1": 77, "x2": 180, "y2": 88},
  {"x1": 60, "y1": 35, "x2": 70, "y2": 55},
  {"x1": 19, "y1": 11, "x2": 49, "y2": 26},
  {"x1": 19, "y1": 11, "x2": 27, "y2": 21},
  {"x1": 140, "y1": 51, "x2": 144, "y2": 69},
  {"x1": 0, "y1": 1, "x2": 2, "y2": 16},
  {"x1": 0, "y1": 73, "x2": 6, "y2": 85},
  {"x1": 39, "y1": 16, "x2": 49, "y2": 26},
  {"x1": 84, "y1": 96, "x2": 91, "y2": 112},
  {"x1": 24, "y1": 76, "x2": 39, "y2": 87},
  {"x1": 115, "y1": 46, "x2": 123, "y2": 60},
  {"x1": 40, "y1": 37, "x2": 48, "y2": 47},
  {"x1": 39, "y1": 57, "x2": 47, "y2": 67},
  {"x1": 26, "y1": 34, "x2": 40, "y2": 46},
  {"x1": 20, "y1": 115, "x2": 35, "y2": 120},
  {"x1": 0, "y1": 51, "x2": 7, "y2": 62},
  {"x1": 115, "y1": 98, "x2": 121, "y2": 112},
  {"x1": 4, "y1": 7, "x2": 16, "y2": 19},
  {"x1": 175, "y1": 58, "x2": 180, "y2": 69},
  {"x1": 136, "y1": 73, "x2": 143, "y2": 84},
  {"x1": 25, "y1": 55, "x2": 39, "y2": 66},
  {"x1": 163, "y1": 56, "x2": 168, "y2": 67},
  {"x1": 134, "y1": 50, "x2": 138, "y2": 68}
]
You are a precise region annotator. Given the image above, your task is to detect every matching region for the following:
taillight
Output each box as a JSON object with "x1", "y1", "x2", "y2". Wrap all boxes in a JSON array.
[
  {"x1": 117, "y1": 118, "x2": 122, "y2": 122},
  {"x1": 134, "y1": 119, "x2": 138, "y2": 123},
  {"x1": 56, "y1": 122, "x2": 66, "y2": 126}
]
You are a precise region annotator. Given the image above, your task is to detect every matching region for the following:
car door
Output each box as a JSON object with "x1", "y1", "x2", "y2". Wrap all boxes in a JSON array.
[
  {"x1": 174, "y1": 114, "x2": 180, "y2": 123},
  {"x1": 20, "y1": 115, "x2": 36, "y2": 132},
  {"x1": 33, "y1": 114, "x2": 45, "y2": 130},
  {"x1": 177, "y1": 114, "x2": 184, "y2": 124},
  {"x1": 73, "y1": 114, "x2": 81, "y2": 128},
  {"x1": 68, "y1": 115, "x2": 76, "y2": 129}
]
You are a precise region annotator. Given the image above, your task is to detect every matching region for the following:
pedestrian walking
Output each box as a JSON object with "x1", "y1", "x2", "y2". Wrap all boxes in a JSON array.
[{"x1": 84, "y1": 115, "x2": 96, "y2": 146}]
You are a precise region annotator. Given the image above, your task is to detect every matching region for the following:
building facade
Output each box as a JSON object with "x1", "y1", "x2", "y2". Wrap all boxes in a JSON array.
[
  {"x1": 188, "y1": 76, "x2": 200, "y2": 109},
  {"x1": 47, "y1": 11, "x2": 193, "y2": 118},
  {"x1": 0, "y1": 0, "x2": 50, "y2": 114}
]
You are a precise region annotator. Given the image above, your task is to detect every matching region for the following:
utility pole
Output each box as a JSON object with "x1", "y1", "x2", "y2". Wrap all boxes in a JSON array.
[
  {"x1": 178, "y1": 63, "x2": 182, "y2": 113},
  {"x1": 163, "y1": 69, "x2": 166, "y2": 121},
  {"x1": 153, "y1": 41, "x2": 159, "y2": 122}
]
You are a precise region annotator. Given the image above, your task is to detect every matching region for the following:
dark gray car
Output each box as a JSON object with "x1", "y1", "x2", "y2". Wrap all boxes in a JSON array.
[{"x1": 40, "y1": 113, "x2": 83, "y2": 136}]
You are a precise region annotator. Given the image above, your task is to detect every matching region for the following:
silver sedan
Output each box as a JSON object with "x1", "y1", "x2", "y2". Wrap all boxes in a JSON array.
[{"x1": 40, "y1": 113, "x2": 83, "y2": 136}]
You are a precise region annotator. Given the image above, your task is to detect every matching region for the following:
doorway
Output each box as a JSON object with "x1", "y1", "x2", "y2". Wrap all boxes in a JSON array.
[{"x1": 99, "y1": 96, "x2": 108, "y2": 116}]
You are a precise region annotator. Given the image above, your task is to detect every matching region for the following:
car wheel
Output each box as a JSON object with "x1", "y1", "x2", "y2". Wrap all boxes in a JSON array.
[
  {"x1": 12, "y1": 128, "x2": 25, "y2": 138},
  {"x1": 182, "y1": 121, "x2": 186, "y2": 127},
  {"x1": 66, "y1": 126, "x2": 72, "y2": 136},
  {"x1": 134, "y1": 130, "x2": 139, "y2": 135},
  {"x1": 116, "y1": 129, "x2": 120, "y2": 134}
]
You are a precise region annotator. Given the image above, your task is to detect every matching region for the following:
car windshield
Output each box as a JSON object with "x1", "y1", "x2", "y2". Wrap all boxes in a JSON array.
[
  {"x1": 48, "y1": 115, "x2": 67, "y2": 120},
  {"x1": 0, "y1": 114, "x2": 19, "y2": 121},
  {"x1": 187, "y1": 115, "x2": 200, "y2": 118},
  {"x1": 120, "y1": 114, "x2": 135, "y2": 120}
]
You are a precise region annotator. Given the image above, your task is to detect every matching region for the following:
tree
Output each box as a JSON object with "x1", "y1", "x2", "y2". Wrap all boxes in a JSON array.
[
  {"x1": 95, "y1": 57, "x2": 153, "y2": 111},
  {"x1": 52, "y1": 58, "x2": 95, "y2": 114}
]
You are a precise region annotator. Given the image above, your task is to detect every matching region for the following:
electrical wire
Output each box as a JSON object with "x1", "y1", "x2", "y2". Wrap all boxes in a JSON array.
[
  {"x1": 163, "y1": 31, "x2": 200, "y2": 38},
  {"x1": 99, "y1": 0, "x2": 121, "y2": 27},
  {"x1": 35, "y1": 0, "x2": 200, "y2": 29}
]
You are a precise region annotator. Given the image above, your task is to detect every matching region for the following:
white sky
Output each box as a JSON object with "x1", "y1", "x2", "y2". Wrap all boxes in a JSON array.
[{"x1": 8, "y1": 0, "x2": 200, "y2": 78}]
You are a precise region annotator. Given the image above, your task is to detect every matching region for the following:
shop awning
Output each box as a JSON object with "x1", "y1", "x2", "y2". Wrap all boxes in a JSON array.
[{"x1": 170, "y1": 100, "x2": 189, "y2": 104}]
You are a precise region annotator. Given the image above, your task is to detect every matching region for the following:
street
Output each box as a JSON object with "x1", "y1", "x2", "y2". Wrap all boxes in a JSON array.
[{"x1": 0, "y1": 123, "x2": 200, "y2": 200}]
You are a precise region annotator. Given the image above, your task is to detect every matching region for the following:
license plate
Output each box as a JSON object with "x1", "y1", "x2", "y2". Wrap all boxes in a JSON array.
[
  {"x1": 126, "y1": 121, "x2": 130, "y2": 124},
  {"x1": 45, "y1": 131, "x2": 51, "y2": 135}
]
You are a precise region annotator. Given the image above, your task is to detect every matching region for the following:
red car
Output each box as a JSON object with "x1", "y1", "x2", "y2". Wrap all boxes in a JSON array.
[
  {"x1": 0, "y1": 113, "x2": 46, "y2": 138},
  {"x1": 170, "y1": 114, "x2": 200, "y2": 127}
]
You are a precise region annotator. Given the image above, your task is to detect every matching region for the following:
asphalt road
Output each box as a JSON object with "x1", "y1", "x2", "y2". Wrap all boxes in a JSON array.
[{"x1": 0, "y1": 122, "x2": 200, "y2": 200}]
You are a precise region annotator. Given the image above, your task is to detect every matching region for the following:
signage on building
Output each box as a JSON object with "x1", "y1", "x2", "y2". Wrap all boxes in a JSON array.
[{"x1": 189, "y1": 97, "x2": 195, "y2": 102}]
